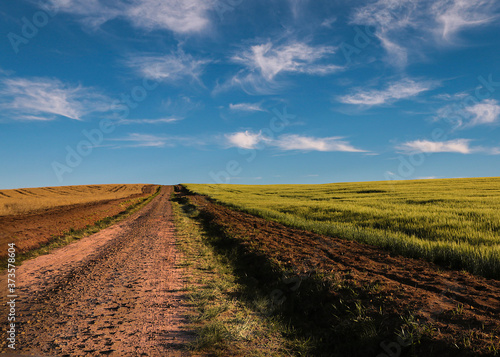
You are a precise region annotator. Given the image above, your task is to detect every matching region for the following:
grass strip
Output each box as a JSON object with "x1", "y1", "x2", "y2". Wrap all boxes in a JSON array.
[{"x1": 172, "y1": 191, "x2": 293, "y2": 356}]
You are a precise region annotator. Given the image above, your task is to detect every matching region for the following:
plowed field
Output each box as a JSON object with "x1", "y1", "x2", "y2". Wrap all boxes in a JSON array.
[{"x1": 0, "y1": 184, "x2": 158, "y2": 257}]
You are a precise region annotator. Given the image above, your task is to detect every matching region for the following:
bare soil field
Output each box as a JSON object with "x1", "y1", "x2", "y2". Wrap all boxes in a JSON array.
[
  {"x1": 182, "y1": 188, "x2": 500, "y2": 356},
  {"x1": 0, "y1": 184, "x2": 158, "y2": 257},
  {"x1": 0, "y1": 184, "x2": 156, "y2": 216},
  {"x1": 0, "y1": 186, "x2": 193, "y2": 356}
]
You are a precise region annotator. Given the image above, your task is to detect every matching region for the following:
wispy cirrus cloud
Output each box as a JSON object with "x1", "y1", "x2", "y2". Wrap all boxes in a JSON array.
[
  {"x1": 339, "y1": 78, "x2": 436, "y2": 105},
  {"x1": 46, "y1": 0, "x2": 216, "y2": 34},
  {"x1": 273, "y1": 134, "x2": 366, "y2": 152},
  {"x1": 225, "y1": 131, "x2": 366, "y2": 152},
  {"x1": 433, "y1": 92, "x2": 469, "y2": 101},
  {"x1": 109, "y1": 129, "x2": 226, "y2": 149},
  {"x1": 125, "y1": 0, "x2": 214, "y2": 33},
  {"x1": 288, "y1": 0, "x2": 307, "y2": 19},
  {"x1": 126, "y1": 51, "x2": 210, "y2": 83},
  {"x1": 435, "y1": 99, "x2": 500, "y2": 127},
  {"x1": 351, "y1": 0, "x2": 421, "y2": 67},
  {"x1": 432, "y1": 0, "x2": 499, "y2": 41},
  {"x1": 397, "y1": 138, "x2": 500, "y2": 154},
  {"x1": 0, "y1": 77, "x2": 110, "y2": 121},
  {"x1": 214, "y1": 72, "x2": 284, "y2": 96},
  {"x1": 116, "y1": 117, "x2": 182, "y2": 125},
  {"x1": 109, "y1": 130, "x2": 368, "y2": 153},
  {"x1": 113, "y1": 133, "x2": 171, "y2": 148},
  {"x1": 321, "y1": 17, "x2": 337, "y2": 28},
  {"x1": 109, "y1": 133, "x2": 200, "y2": 148},
  {"x1": 229, "y1": 102, "x2": 266, "y2": 112},
  {"x1": 397, "y1": 139, "x2": 474, "y2": 154},
  {"x1": 232, "y1": 41, "x2": 340, "y2": 81},
  {"x1": 218, "y1": 40, "x2": 341, "y2": 95},
  {"x1": 352, "y1": 0, "x2": 500, "y2": 66}
]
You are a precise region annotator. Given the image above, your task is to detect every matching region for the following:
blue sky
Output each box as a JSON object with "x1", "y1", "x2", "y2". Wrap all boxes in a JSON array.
[{"x1": 1, "y1": 0, "x2": 500, "y2": 188}]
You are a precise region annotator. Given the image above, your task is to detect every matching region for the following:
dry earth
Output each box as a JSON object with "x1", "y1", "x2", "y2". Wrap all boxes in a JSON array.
[
  {"x1": 0, "y1": 186, "x2": 194, "y2": 356},
  {"x1": 0, "y1": 185, "x2": 158, "y2": 257}
]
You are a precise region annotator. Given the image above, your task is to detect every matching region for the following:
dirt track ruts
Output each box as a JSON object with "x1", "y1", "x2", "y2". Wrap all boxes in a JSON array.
[{"x1": 0, "y1": 186, "x2": 193, "y2": 356}]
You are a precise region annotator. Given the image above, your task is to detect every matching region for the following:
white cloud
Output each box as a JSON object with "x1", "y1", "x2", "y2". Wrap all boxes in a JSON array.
[
  {"x1": 126, "y1": 51, "x2": 210, "y2": 83},
  {"x1": 214, "y1": 71, "x2": 286, "y2": 96},
  {"x1": 397, "y1": 139, "x2": 473, "y2": 154},
  {"x1": 115, "y1": 133, "x2": 169, "y2": 148},
  {"x1": 352, "y1": 0, "x2": 499, "y2": 66},
  {"x1": 125, "y1": 0, "x2": 214, "y2": 33},
  {"x1": 44, "y1": 0, "x2": 119, "y2": 28},
  {"x1": 14, "y1": 114, "x2": 56, "y2": 121},
  {"x1": 435, "y1": 99, "x2": 500, "y2": 127},
  {"x1": 434, "y1": 92, "x2": 468, "y2": 101},
  {"x1": 46, "y1": 0, "x2": 216, "y2": 34},
  {"x1": 110, "y1": 133, "x2": 195, "y2": 148},
  {"x1": 273, "y1": 134, "x2": 365, "y2": 152},
  {"x1": 432, "y1": 0, "x2": 498, "y2": 40},
  {"x1": 397, "y1": 138, "x2": 500, "y2": 155},
  {"x1": 0, "y1": 77, "x2": 110, "y2": 121},
  {"x1": 225, "y1": 131, "x2": 265, "y2": 149},
  {"x1": 351, "y1": 0, "x2": 419, "y2": 67},
  {"x1": 465, "y1": 99, "x2": 500, "y2": 126},
  {"x1": 321, "y1": 17, "x2": 337, "y2": 28},
  {"x1": 109, "y1": 131, "x2": 367, "y2": 153},
  {"x1": 288, "y1": 0, "x2": 307, "y2": 19},
  {"x1": 225, "y1": 131, "x2": 366, "y2": 152},
  {"x1": 116, "y1": 117, "x2": 182, "y2": 125},
  {"x1": 233, "y1": 41, "x2": 339, "y2": 81},
  {"x1": 339, "y1": 79, "x2": 435, "y2": 105},
  {"x1": 218, "y1": 40, "x2": 341, "y2": 95},
  {"x1": 229, "y1": 103, "x2": 266, "y2": 112},
  {"x1": 109, "y1": 132, "x2": 213, "y2": 148}
]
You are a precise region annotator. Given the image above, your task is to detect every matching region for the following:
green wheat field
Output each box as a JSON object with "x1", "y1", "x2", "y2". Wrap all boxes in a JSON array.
[{"x1": 185, "y1": 177, "x2": 500, "y2": 279}]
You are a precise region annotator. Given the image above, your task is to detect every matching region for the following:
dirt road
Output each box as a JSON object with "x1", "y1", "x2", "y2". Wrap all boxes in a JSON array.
[{"x1": 0, "y1": 186, "x2": 193, "y2": 356}]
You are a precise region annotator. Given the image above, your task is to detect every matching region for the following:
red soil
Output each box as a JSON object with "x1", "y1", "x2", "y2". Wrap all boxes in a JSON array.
[{"x1": 0, "y1": 185, "x2": 158, "y2": 257}]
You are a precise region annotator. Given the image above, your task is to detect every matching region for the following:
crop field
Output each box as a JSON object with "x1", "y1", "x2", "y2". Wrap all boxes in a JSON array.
[
  {"x1": 0, "y1": 184, "x2": 158, "y2": 259},
  {"x1": 178, "y1": 185, "x2": 500, "y2": 355},
  {"x1": 0, "y1": 184, "x2": 155, "y2": 216},
  {"x1": 185, "y1": 177, "x2": 500, "y2": 279}
]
